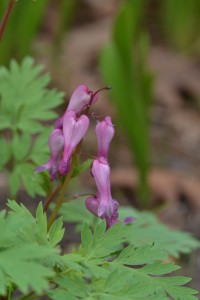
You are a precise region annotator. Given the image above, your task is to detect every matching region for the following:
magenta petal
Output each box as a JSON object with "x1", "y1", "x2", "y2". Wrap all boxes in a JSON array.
[
  {"x1": 34, "y1": 129, "x2": 64, "y2": 180},
  {"x1": 34, "y1": 163, "x2": 50, "y2": 174},
  {"x1": 91, "y1": 159, "x2": 114, "y2": 218},
  {"x1": 91, "y1": 159, "x2": 112, "y2": 201},
  {"x1": 104, "y1": 199, "x2": 119, "y2": 228},
  {"x1": 48, "y1": 129, "x2": 64, "y2": 159},
  {"x1": 67, "y1": 85, "x2": 91, "y2": 113},
  {"x1": 85, "y1": 196, "x2": 99, "y2": 217},
  {"x1": 69, "y1": 114, "x2": 90, "y2": 148},
  {"x1": 97, "y1": 204, "x2": 107, "y2": 217},
  {"x1": 54, "y1": 115, "x2": 64, "y2": 129},
  {"x1": 58, "y1": 111, "x2": 89, "y2": 176},
  {"x1": 58, "y1": 160, "x2": 70, "y2": 176},
  {"x1": 95, "y1": 116, "x2": 114, "y2": 160},
  {"x1": 54, "y1": 85, "x2": 90, "y2": 128}
]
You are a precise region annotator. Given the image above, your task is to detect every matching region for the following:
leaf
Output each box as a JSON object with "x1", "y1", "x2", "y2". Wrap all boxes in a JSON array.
[
  {"x1": 81, "y1": 223, "x2": 94, "y2": 253},
  {"x1": 12, "y1": 133, "x2": 31, "y2": 162},
  {"x1": 72, "y1": 159, "x2": 93, "y2": 178},
  {"x1": 140, "y1": 262, "x2": 180, "y2": 275},
  {"x1": 6, "y1": 200, "x2": 64, "y2": 249},
  {"x1": 36, "y1": 202, "x2": 47, "y2": 239},
  {"x1": 0, "y1": 57, "x2": 65, "y2": 197},
  {"x1": 0, "y1": 244, "x2": 54, "y2": 294},
  {"x1": 0, "y1": 138, "x2": 11, "y2": 168},
  {"x1": 100, "y1": 0, "x2": 152, "y2": 201},
  {"x1": 80, "y1": 222, "x2": 131, "y2": 261},
  {"x1": 20, "y1": 163, "x2": 46, "y2": 197},
  {"x1": 30, "y1": 127, "x2": 51, "y2": 164},
  {"x1": 0, "y1": 201, "x2": 64, "y2": 295},
  {"x1": 48, "y1": 288, "x2": 75, "y2": 300},
  {"x1": 55, "y1": 276, "x2": 87, "y2": 297},
  {"x1": 49, "y1": 217, "x2": 65, "y2": 246},
  {"x1": 119, "y1": 206, "x2": 200, "y2": 257},
  {"x1": 60, "y1": 198, "x2": 95, "y2": 225},
  {"x1": 9, "y1": 166, "x2": 21, "y2": 196},
  {"x1": 115, "y1": 244, "x2": 167, "y2": 265}
]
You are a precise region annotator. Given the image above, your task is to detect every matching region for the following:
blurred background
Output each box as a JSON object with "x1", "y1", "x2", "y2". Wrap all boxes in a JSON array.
[{"x1": 1, "y1": 0, "x2": 200, "y2": 292}]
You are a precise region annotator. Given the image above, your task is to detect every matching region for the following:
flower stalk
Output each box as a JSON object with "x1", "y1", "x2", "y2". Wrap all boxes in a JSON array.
[
  {"x1": 0, "y1": 0, "x2": 15, "y2": 42},
  {"x1": 47, "y1": 140, "x2": 83, "y2": 229}
]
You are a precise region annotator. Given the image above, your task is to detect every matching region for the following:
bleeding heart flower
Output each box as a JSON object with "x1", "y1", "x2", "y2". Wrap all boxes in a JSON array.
[
  {"x1": 55, "y1": 85, "x2": 98, "y2": 129},
  {"x1": 85, "y1": 158, "x2": 119, "y2": 228},
  {"x1": 58, "y1": 110, "x2": 89, "y2": 176},
  {"x1": 34, "y1": 129, "x2": 64, "y2": 180},
  {"x1": 95, "y1": 116, "x2": 114, "y2": 161},
  {"x1": 86, "y1": 195, "x2": 119, "y2": 228}
]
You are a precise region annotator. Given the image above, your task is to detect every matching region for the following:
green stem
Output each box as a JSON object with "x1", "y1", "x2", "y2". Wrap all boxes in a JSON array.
[
  {"x1": 7, "y1": 287, "x2": 12, "y2": 300},
  {"x1": 44, "y1": 182, "x2": 62, "y2": 212},
  {"x1": 0, "y1": 0, "x2": 15, "y2": 42},
  {"x1": 63, "y1": 193, "x2": 95, "y2": 202},
  {"x1": 47, "y1": 142, "x2": 82, "y2": 229}
]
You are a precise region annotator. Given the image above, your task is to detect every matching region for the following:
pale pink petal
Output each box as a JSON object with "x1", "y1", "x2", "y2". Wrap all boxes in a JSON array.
[{"x1": 95, "y1": 116, "x2": 114, "y2": 160}]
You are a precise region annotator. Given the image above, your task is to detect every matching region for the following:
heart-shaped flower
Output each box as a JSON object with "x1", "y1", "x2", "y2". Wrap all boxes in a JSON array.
[
  {"x1": 34, "y1": 129, "x2": 64, "y2": 180},
  {"x1": 58, "y1": 110, "x2": 89, "y2": 176}
]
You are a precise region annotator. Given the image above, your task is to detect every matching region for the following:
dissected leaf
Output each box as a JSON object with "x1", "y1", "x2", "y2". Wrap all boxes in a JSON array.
[{"x1": 0, "y1": 57, "x2": 65, "y2": 197}]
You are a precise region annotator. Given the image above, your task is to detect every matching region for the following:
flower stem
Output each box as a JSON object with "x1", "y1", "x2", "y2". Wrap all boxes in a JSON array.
[
  {"x1": 44, "y1": 182, "x2": 62, "y2": 212},
  {"x1": 0, "y1": 0, "x2": 15, "y2": 42},
  {"x1": 47, "y1": 142, "x2": 82, "y2": 229}
]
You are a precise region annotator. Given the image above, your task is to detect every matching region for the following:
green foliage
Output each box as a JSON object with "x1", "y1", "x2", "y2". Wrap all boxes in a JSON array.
[
  {"x1": 119, "y1": 207, "x2": 200, "y2": 258},
  {"x1": 0, "y1": 200, "x2": 64, "y2": 295},
  {"x1": 160, "y1": 0, "x2": 200, "y2": 52},
  {"x1": 0, "y1": 200, "x2": 198, "y2": 299},
  {"x1": 60, "y1": 199, "x2": 200, "y2": 258},
  {"x1": 0, "y1": 57, "x2": 64, "y2": 197},
  {"x1": 100, "y1": 0, "x2": 153, "y2": 203},
  {"x1": 0, "y1": 0, "x2": 49, "y2": 64},
  {"x1": 72, "y1": 158, "x2": 93, "y2": 178},
  {"x1": 48, "y1": 222, "x2": 198, "y2": 300},
  {"x1": 0, "y1": 0, "x2": 79, "y2": 65}
]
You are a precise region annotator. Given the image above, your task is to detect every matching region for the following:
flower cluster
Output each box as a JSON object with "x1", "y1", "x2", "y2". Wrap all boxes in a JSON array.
[
  {"x1": 35, "y1": 85, "x2": 94, "y2": 180},
  {"x1": 35, "y1": 84, "x2": 132, "y2": 227},
  {"x1": 86, "y1": 117, "x2": 119, "y2": 227}
]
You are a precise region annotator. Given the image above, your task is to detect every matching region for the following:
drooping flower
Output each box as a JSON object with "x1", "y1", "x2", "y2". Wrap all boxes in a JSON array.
[
  {"x1": 67, "y1": 84, "x2": 98, "y2": 113},
  {"x1": 55, "y1": 85, "x2": 98, "y2": 129},
  {"x1": 86, "y1": 196, "x2": 119, "y2": 228},
  {"x1": 34, "y1": 129, "x2": 64, "y2": 180},
  {"x1": 85, "y1": 158, "x2": 119, "y2": 228},
  {"x1": 95, "y1": 116, "x2": 114, "y2": 161},
  {"x1": 58, "y1": 110, "x2": 89, "y2": 176}
]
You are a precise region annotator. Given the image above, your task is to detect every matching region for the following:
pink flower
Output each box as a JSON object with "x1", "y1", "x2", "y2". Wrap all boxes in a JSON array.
[
  {"x1": 67, "y1": 84, "x2": 98, "y2": 113},
  {"x1": 58, "y1": 110, "x2": 89, "y2": 176},
  {"x1": 95, "y1": 116, "x2": 114, "y2": 160},
  {"x1": 86, "y1": 196, "x2": 119, "y2": 228},
  {"x1": 34, "y1": 129, "x2": 64, "y2": 180},
  {"x1": 55, "y1": 85, "x2": 98, "y2": 129},
  {"x1": 85, "y1": 158, "x2": 119, "y2": 228}
]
